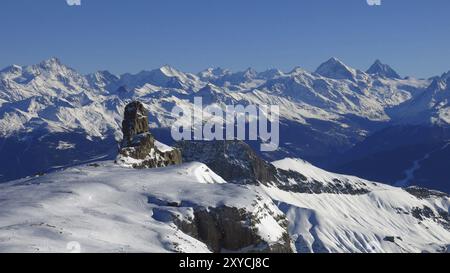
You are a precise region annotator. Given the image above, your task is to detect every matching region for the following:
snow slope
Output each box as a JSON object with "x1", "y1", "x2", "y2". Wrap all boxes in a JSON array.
[
  {"x1": 389, "y1": 71, "x2": 450, "y2": 125},
  {"x1": 266, "y1": 158, "x2": 450, "y2": 253},
  {"x1": 0, "y1": 161, "x2": 288, "y2": 253},
  {"x1": 0, "y1": 155, "x2": 448, "y2": 253}
]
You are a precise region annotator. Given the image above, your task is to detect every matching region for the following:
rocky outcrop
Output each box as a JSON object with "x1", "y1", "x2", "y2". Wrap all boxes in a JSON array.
[
  {"x1": 174, "y1": 206, "x2": 292, "y2": 253},
  {"x1": 178, "y1": 140, "x2": 370, "y2": 194},
  {"x1": 116, "y1": 101, "x2": 182, "y2": 168},
  {"x1": 121, "y1": 101, "x2": 149, "y2": 145},
  {"x1": 177, "y1": 140, "x2": 277, "y2": 185},
  {"x1": 411, "y1": 206, "x2": 450, "y2": 230},
  {"x1": 404, "y1": 186, "x2": 449, "y2": 200}
]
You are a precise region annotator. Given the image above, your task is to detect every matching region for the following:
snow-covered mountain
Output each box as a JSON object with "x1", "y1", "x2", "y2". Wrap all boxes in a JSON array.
[
  {"x1": 367, "y1": 60, "x2": 402, "y2": 79},
  {"x1": 177, "y1": 140, "x2": 449, "y2": 251},
  {"x1": 0, "y1": 58, "x2": 123, "y2": 138},
  {"x1": 1, "y1": 57, "x2": 449, "y2": 193},
  {"x1": 268, "y1": 158, "x2": 450, "y2": 253},
  {"x1": 389, "y1": 71, "x2": 450, "y2": 125},
  {"x1": 0, "y1": 57, "x2": 428, "y2": 139},
  {"x1": 0, "y1": 161, "x2": 290, "y2": 253},
  {"x1": 0, "y1": 140, "x2": 448, "y2": 253},
  {"x1": 315, "y1": 57, "x2": 362, "y2": 81}
]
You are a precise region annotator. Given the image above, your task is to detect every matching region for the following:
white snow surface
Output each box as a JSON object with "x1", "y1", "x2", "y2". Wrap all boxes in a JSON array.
[
  {"x1": 273, "y1": 158, "x2": 366, "y2": 185},
  {"x1": 0, "y1": 155, "x2": 449, "y2": 253},
  {"x1": 267, "y1": 158, "x2": 450, "y2": 253},
  {"x1": 0, "y1": 161, "x2": 285, "y2": 253}
]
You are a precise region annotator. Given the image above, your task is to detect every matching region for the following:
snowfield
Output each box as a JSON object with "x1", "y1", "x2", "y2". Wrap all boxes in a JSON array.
[
  {"x1": 267, "y1": 159, "x2": 450, "y2": 253},
  {"x1": 0, "y1": 157, "x2": 448, "y2": 253},
  {"x1": 0, "y1": 161, "x2": 287, "y2": 253}
]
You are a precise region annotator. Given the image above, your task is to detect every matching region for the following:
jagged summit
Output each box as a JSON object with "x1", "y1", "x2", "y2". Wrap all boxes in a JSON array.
[
  {"x1": 40, "y1": 57, "x2": 61, "y2": 65},
  {"x1": 0, "y1": 64, "x2": 22, "y2": 74},
  {"x1": 258, "y1": 68, "x2": 284, "y2": 80},
  {"x1": 158, "y1": 65, "x2": 185, "y2": 78},
  {"x1": 366, "y1": 60, "x2": 401, "y2": 79},
  {"x1": 198, "y1": 67, "x2": 230, "y2": 83},
  {"x1": 288, "y1": 66, "x2": 309, "y2": 75},
  {"x1": 36, "y1": 57, "x2": 73, "y2": 73},
  {"x1": 86, "y1": 70, "x2": 120, "y2": 91},
  {"x1": 315, "y1": 57, "x2": 357, "y2": 80},
  {"x1": 119, "y1": 65, "x2": 200, "y2": 90},
  {"x1": 429, "y1": 77, "x2": 448, "y2": 92}
]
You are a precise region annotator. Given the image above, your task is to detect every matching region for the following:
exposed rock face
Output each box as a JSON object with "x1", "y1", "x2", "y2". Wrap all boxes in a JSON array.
[
  {"x1": 404, "y1": 186, "x2": 449, "y2": 200},
  {"x1": 175, "y1": 206, "x2": 292, "y2": 253},
  {"x1": 275, "y1": 169, "x2": 370, "y2": 195},
  {"x1": 116, "y1": 101, "x2": 182, "y2": 168},
  {"x1": 178, "y1": 140, "x2": 370, "y2": 194},
  {"x1": 121, "y1": 101, "x2": 150, "y2": 145},
  {"x1": 177, "y1": 140, "x2": 277, "y2": 185}
]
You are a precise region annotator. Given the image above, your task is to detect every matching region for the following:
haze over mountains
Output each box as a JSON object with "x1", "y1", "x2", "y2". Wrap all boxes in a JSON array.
[{"x1": 1, "y1": 57, "x2": 450, "y2": 193}]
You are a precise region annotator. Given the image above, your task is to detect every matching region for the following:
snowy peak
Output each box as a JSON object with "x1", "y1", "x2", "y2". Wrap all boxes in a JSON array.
[
  {"x1": 258, "y1": 68, "x2": 284, "y2": 80},
  {"x1": 39, "y1": 57, "x2": 63, "y2": 69},
  {"x1": 158, "y1": 65, "x2": 185, "y2": 78},
  {"x1": 0, "y1": 64, "x2": 23, "y2": 75},
  {"x1": 386, "y1": 71, "x2": 450, "y2": 125},
  {"x1": 288, "y1": 66, "x2": 309, "y2": 75},
  {"x1": 315, "y1": 57, "x2": 357, "y2": 80},
  {"x1": 428, "y1": 77, "x2": 448, "y2": 92},
  {"x1": 29, "y1": 57, "x2": 85, "y2": 81},
  {"x1": 0, "y1": 65, "x2": 24, "y2": 82},
  {"x1": 367, "y1": 60, "x2": 401, "y2": 79},
  {"x1": 423, "y1": 72, "x2": 450, "y2": 95},
  {"x1": 198, "y1": 67, "x2": 231, "y2": 81},
  {"x1": 441, "y1": 71, "x2": 450, "y2": 81},
  {"x1": 222, "y1": 68, "x2": 258, "y2": 84},
  {"x1": 86, "y1": 70, "x2": 120, "y2": 92},
  {"x1": 243, "y1": 67, "x2": 258, "y2": 78},
  {"x1": 1, "y1": 57, "x2": 73, "y2": 81},
  {"x1": 88, "y1": 70, "x2": 119, "y2": 83},
  {"x1": 0, "y1": 57, "x2": 91, "y2": 101},
  {"x1": 31, "y1": 57, "x2": 79, "y2": 77},
  {"x1": 119, "y1": 65, "x2": 197, "y2": 90}
]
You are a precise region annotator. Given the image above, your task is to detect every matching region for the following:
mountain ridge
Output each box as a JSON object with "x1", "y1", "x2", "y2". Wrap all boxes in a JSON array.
[
  {"x1": 0, "y1": 136, "x2": 448, "y2": 253},
  {"x1": 1, "y1": 57, "x2": 450, "y2": 193}
]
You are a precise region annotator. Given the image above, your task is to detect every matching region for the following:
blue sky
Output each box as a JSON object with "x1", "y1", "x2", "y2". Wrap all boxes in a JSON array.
[{"x1": 1, "y1": 0, "x2": 450, "y2": 78}]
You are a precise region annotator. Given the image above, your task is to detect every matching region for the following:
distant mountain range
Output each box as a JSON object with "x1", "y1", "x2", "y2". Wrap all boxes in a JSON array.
[{"x1": 1, "y1": 57, "x2": 450, "y2": 193}]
